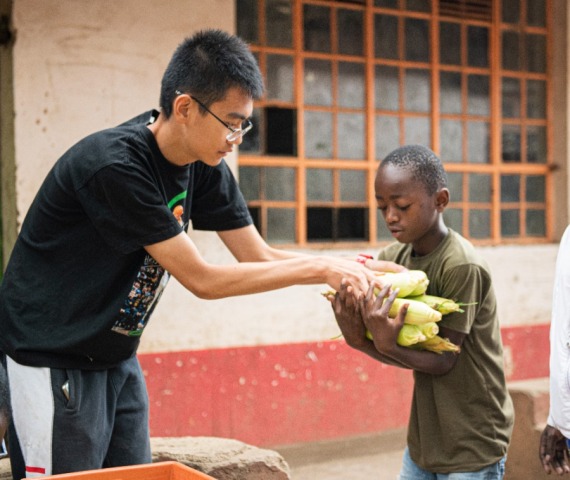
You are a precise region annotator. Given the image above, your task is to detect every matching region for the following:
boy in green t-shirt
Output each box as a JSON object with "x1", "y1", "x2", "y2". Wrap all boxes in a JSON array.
[{"x1": 332, "y1": 145, "x2": 514, "y2": 479}]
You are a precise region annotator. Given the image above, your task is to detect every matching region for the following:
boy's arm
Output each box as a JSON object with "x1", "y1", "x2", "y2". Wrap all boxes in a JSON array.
[
  {"x1": 331, "y1": 280, "x2": 411, "y2": 368},
  {"x1": 358, "y1": 284, "x2": 466, "y2": 375}
]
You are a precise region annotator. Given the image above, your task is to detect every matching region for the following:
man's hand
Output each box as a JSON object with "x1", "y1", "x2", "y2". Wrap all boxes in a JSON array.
[
  {"x1": 321, "y1": 257, "x2": 377, "y2": 296},
  {"x1": 331, "y1": 280, "x2": 368, "y2": 351},
  {"x1": 365, "y1": 259, "x2": 407, "y2": 273},
  {"x1": 540, "y1": 425, "x2": 570, "y2": 474}
]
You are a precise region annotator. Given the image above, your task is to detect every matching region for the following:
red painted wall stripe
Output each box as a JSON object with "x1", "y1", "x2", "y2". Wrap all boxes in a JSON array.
[
  {"x1": 141, "y1": 323, "x2": 549, "y2": 446},
  {"x1": 501, "y1": 323, "x2": 550, "y2": 380}
]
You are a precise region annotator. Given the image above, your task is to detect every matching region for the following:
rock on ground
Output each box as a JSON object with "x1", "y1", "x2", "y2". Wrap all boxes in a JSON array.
[{"x1": 151, "y1": 437, "x2": 290, "y2": 480}]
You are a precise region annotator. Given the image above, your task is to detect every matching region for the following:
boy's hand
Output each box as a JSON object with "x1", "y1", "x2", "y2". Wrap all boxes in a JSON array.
[
  {"x1": 358, "y1": 283, "x2": 408, "y2": 355},
  {"x1": 331, "y1": 280, "x2": 368, "y2": 351},
  {"x1": 539, "y1": 425, "x2": 570, "y2": 474}
]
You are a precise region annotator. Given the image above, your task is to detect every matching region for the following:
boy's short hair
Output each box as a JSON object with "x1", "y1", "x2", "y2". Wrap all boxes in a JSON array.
[
  {"x1": 381, "y1": 144, "x2": 448, "y2": 195},
  {"x1": 159, "y1": 29, "x2": 264, "y2": 118}
]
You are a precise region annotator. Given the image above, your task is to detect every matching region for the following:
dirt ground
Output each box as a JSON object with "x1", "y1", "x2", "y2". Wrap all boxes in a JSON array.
[
  {"x1": 276, "y1": 428, "x2": 406, "y2": 480},
  {"x1": 288, "y1": 447, "x2": 404, "y2": 480}
]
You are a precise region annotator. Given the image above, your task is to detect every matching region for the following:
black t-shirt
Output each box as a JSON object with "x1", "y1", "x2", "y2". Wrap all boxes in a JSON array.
[{"x1": 0, "y1": 111, "x2": 252, "y2": 369}]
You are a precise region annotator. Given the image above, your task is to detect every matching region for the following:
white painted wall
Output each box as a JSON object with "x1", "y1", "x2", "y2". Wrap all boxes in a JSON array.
[
  {"x1": 12, "y1": 0, "x2": 236, "y2": 215},
  {"x1": 10, "y1": 0, "x2": 563, "y2": 354}
]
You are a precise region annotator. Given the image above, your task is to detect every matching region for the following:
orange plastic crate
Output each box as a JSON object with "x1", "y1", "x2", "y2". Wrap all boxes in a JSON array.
[{"x1": 41, "y1": 461, "x2": 216, "y2": 480}]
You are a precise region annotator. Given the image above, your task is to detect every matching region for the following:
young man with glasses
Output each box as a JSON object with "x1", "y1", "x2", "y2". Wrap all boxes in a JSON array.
[{"x1": 0, "y1": 29, "x2": 398, "y2": 478}]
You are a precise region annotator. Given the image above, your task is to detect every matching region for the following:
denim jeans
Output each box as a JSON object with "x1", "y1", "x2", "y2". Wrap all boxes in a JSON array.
[{"x1": 399, "y1": 447, "x2": 506, "y2": 480}]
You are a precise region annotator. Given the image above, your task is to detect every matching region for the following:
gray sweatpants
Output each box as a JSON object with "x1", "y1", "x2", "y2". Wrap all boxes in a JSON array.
[{"x1": 5, "y1": 355, "x2": 151, "y2": 479}]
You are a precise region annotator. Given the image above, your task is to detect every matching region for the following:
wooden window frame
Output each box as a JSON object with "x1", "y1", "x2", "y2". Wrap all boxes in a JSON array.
[{"x1": 238, "y1": 0, "x2": 552, "y2": 248}]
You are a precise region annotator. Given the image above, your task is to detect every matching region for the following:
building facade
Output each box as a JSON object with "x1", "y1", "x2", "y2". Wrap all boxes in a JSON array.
[{"x1": 0, "y1": 0, "x2": 566, "y2": 447}]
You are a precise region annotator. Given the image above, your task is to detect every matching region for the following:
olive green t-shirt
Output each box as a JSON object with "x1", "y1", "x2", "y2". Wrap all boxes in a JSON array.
[{"x1": 378, "y1": 229, "x2": 514, "y2": 473}]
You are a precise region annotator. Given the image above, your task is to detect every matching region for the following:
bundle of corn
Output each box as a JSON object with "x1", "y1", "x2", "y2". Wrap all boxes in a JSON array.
[{"x1": 323, "y1": 269, "x2": 463, "y2": 354}]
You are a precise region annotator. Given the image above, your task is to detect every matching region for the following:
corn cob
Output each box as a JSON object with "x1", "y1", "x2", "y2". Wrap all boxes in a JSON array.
[
  {"x1": 396, "y1": 324, "x2": 427, "y2": 346},
  {"x1": 365, "y1": 324, "x2": 423, "y2": 346},
  {"x1": 387, "y1": 297, "x2": 442, "y2": 325},
  {"x1": 321, "y1": 289, "x2": 442, "y2": 324},
  {"x1": 365, "y1": 321, "x2": 438, "y2": 346},
  {"x1": 417, "y1": 321, "x2": 439, "y2": 340},
  {"x1": 407, "y1": 270, "x2": 430, "y2": 296},
  {"x1": 374, "y1": 270, "x2": 429, "y2": 298},
  {"x1": 412, "y1": 335, "x2": 461, "y2": 354},
  {"x1": 408, "y1": 294, "x2": 466, "y2": 314}
]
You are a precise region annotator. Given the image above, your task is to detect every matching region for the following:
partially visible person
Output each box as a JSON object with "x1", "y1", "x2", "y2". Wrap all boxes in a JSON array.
[
  {"x1": 332, "y1": 145, "x2": 514, "y2": 479},
  {"x1": 0, "y1": 29, "x2": 397, "y2": 479},
  {"x1": 539, "y1": 225, "x2": 570, "y2": 475},
  {"x1": 0, "y1": 358, "x2": 8, "y2": 459}
]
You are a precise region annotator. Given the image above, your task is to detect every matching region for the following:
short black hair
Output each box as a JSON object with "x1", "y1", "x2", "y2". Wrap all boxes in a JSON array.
[
  {"x1": 159, "y1": 29, "x2": 264, "y2": 117},
  {"x1": 380, "y1": 145, "x2": 448, "y2": 195}
]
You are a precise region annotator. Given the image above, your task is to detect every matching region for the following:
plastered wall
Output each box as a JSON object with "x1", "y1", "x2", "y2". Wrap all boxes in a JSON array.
[
  {"x1": 12, "y1": 0, "x2": 236, "y2": 208},
  {"x1": 9, "y1": 0, "x2": 564, "y2": 354}
]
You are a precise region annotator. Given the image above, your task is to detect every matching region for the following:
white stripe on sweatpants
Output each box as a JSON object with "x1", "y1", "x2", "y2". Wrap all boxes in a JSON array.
[{"x1": 7, "y1": 357, "x2": 54, "y2": 477}]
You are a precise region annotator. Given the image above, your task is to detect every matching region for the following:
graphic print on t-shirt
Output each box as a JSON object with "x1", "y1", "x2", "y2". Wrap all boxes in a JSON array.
[
  {"x1": 111, "y1": 202, "x2": 186, "y2": 337},
  {"x1": 111, "y1": 255, "x2": 170, "y2": 337}
]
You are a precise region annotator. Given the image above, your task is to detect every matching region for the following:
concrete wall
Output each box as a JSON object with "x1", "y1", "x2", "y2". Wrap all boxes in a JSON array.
[{"x1": 11, "y1": 0, "x2": 236, "y2": 215}]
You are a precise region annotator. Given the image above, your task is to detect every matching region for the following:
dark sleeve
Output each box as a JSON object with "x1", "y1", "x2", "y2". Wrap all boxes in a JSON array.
[
  {"x1": 77, "y1": 163, "x2": 182, "y2": 254},
  {"x1": 189, "y1": 160, "x2": 253, "y2": 232}
]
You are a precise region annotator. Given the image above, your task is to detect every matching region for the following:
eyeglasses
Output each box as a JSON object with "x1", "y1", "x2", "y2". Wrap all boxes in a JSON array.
[{"x1": 175, "y1": 90, "x2": 253, "y2": 142}]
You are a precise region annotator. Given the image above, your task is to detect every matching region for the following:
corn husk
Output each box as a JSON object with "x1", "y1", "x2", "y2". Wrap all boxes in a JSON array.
[
  {"x1": 322, "y1": 272, "x2": 460, "y2": 354},
  {"x1": 374, "y1": 270, "x2": 429, "y2": 298},
  {"x1": 411, "y1": 335, "x2": 461, "y2": 354},
  {"x1": 408, "y1": 294, "x2": 475, "y2": 314},
  {"x1": 368, "y1": 324, "x2": 428, "y2": 346},
  {"x1": 387, "y1": 298, "x2": 442, "y2": 325},
  {"x1": 417, "y1": 321, "x2": 439, "y2": 340}
]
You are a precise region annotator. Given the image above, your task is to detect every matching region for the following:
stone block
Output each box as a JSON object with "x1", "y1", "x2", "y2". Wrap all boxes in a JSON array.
[{"x1": 151, "y1": 437, "x2": 290, "y2": 480}]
